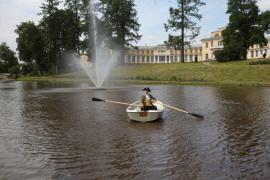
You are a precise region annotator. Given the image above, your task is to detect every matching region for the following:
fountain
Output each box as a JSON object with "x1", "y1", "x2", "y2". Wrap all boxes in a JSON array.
[{"x1": 78, "y1": 0, "x2": 119, "y2": 88}]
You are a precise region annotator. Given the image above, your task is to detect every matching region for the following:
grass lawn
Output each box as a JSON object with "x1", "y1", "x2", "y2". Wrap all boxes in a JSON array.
[
  {"x1": 18, "y1": 59, "x2": 270, "y2": 86},
  {"x1": 112, "y1": 60, "x2": 270, "y2": 86}
]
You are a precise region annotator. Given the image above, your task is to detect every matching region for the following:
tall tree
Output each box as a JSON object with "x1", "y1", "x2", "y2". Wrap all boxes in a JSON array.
[
  {"x1": 223, "y1": 0, "x2": 267, "y2": 60},
  {"x1": 259, "y1": 10, "x2": 270, "y2": 34},
  {"x1": 0, "y1": 43, "x2": 18, "y2": 73},
  {"x1": 40, "y1": 9, "x2": 79, "y2": 72},
  {"x1": 15, "y1": 21, "x2": 46, "y2": 74},
  {"x1": 99, "y1": 0, "x2": 141, "y2": 62},
  {"x1": 64, "y1": 0, "x2": 85, "y2": 53},
  {"x1": 40, "y1": 0, "x2": 60, "y2": 18},
  {"x1": 39, "y1": 0, "x2": 61, "y2": 73},
  {"x1": 165, "y1": 0, "x2": 205, "y2": 63}
]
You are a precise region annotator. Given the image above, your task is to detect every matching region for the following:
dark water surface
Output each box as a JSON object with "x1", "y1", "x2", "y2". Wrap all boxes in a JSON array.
[{"x1": 0, "y1": 80, "x2": 269, "y2": 180}]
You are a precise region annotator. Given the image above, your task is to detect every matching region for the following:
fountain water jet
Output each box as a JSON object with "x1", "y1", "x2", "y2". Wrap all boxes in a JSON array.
[{"x1": 77, "y1": 0, "x2": 119, "y2": 88}]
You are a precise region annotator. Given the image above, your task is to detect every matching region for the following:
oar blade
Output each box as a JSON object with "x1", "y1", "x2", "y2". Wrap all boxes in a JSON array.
[
  {"x1": 92, "y1": 97, "x2": 105, "y2": 102},
  {"x1": 189, "y1": 113, "x2": 204, "y2": 119}
]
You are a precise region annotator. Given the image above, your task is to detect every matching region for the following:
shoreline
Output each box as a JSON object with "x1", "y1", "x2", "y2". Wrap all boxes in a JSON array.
[
  {"x1": 15, "y1": 60, "x2": 270, "y2": 87},
  {"x1": 16, "y1": 76, "x2": 270, "y2": 87}
]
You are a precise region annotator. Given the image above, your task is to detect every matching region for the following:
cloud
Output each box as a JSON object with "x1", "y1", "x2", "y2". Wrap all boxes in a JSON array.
[
  {"x1": 1, "y1": 0, "x2": 269, "y2": 52},
  {"x1": 136, "y1": 0, "x2": 228, "y2": 46},
  {"x1": 258, "y1": 0, "x2": 270, "y2": 11},
  {"x1": 0, "y1": 0, "x2": 44, "y2": 51}
]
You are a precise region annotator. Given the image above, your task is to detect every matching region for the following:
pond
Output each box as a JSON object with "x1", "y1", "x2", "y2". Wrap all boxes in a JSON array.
[{"x1": 0, "y1": 80, "x2": 269, "y2": 180}]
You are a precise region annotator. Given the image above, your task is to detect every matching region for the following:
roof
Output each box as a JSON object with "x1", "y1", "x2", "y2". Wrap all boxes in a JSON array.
[
  {"x1": 201, "y1": 36, "x2": 223, "y2": 42},
  {"x1": 129, "y1": 44, "x2": 202, "y2": 50}
]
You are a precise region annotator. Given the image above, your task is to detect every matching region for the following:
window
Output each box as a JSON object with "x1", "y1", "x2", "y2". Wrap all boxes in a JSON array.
[
  {"x1": 211, "y1": 41, "x2": 213, "y2": 47},
  {"x1": 256, "y1": 50, "x2": 258, "y2": 57},
  {"x1": 251, "y1": 51, "x2": 254, "y2": 58},
  {"x1": 159, "y1": 56, "x2": 165, "y2": 62},
  {"x1": 265, "y1": 49, "x2": 268, "y2": 55},
  {"x1": 218, "y1": 41, "x2": 223, "y2": 46},
  {"x1": 206, "y1": 43, "x2": 208, "y2": 48},
  {"x1": 206, "y1": 54, "x2": 209, "y2": 60}
]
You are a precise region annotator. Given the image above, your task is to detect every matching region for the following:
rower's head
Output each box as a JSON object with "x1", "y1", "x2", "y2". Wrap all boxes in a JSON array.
[{"x1": 143, "y1": 87, "x2": 151, "y2": 94}]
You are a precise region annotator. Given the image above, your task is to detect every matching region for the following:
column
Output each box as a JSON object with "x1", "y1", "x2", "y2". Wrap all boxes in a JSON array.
[{"x1": 124, "y1": 55, "x2": 128, "y2": 63}]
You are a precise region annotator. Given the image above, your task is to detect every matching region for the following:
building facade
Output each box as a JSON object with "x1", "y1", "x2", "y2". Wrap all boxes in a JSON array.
[
  {"x1": 124, "y1": 27, "x2": 270, "y2": 64},
  {"x1": 247, "y1": 42, "x2": 270, "y2": 59},
  {"x1": 201, "y1": 27, "x2": 225, "y2": 61},
  {"x1": 124, "y1": 45, "x2": 202, "y2": 64}
]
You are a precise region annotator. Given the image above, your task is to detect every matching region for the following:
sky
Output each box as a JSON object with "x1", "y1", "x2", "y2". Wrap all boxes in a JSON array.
[{"x1": 0, "y1": 0, "x2": 269, "y2": 52}]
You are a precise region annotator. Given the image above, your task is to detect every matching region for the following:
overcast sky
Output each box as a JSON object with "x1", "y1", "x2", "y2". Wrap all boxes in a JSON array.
[{"x1": 0, "y1": 0, "x2": 269, "y2": 52}]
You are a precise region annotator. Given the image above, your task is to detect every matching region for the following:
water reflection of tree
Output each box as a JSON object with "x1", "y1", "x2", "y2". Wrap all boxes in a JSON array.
[{"x1": 212, "y1": 86, "x2": 270, "y2": 179}]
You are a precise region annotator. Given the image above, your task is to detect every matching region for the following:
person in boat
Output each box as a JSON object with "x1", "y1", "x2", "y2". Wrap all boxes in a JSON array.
[{"x1": 141, "y1": 87, "x2": 158, "y2": 111}]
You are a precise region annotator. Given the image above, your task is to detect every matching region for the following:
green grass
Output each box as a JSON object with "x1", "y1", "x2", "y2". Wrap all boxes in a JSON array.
[
  {"x1": 17, "y1": 59, "x2": 270, "y2": 86},
  {"x1": 112, "y1": 60, "x2": 270, "y2": 86}
]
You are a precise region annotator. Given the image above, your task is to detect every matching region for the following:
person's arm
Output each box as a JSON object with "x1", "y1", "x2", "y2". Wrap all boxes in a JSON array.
[
  {"x1": 149, "y1": 94, "x2": 157, "y2": 102},
  {"x1": 141, "y1": 95, "x2": 146, "y2": 106}
]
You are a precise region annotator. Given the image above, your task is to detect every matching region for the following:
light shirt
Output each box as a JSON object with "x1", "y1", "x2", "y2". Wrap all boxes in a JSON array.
[{"x1": 145, "y1": 94, "x2": 151, "y2": 100}]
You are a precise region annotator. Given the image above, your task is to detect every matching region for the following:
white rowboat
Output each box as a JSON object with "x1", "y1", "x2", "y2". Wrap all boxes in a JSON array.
[{"x1": 126, "y1": 101, "x2": 164, "y2": 122}]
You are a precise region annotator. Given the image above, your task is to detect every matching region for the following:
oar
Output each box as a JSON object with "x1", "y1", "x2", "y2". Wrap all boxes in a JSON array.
[
  {"x1": 92, "y1": 97, "x2": 131, "y2": 106},
  {"x1": 159, "y1": 102, "x2": 204, "y2": 119}
]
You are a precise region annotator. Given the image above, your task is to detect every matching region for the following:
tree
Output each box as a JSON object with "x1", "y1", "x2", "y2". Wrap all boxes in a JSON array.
[
  {"x1": 40, "y1": 9, "x2": 80, "y2": 72},
  {"x1": 260, "y1": 10, "x2": 270, "y2": 34},
  {"x1": 223, "y1": 0, "x2": 268, "y2": 60},
  {"x1": 165, "y1": 0, "x2": 205, "y2": 63},
  {"x1": 64, "y1": 0, "x2": 85, "y2": 53},
  {"x1": 15, "y1": 21, "x2": 46, "y2": 74},
  {"x1": 40, "y1": 0, "x2": 80, "y2": 73},
  {"x1": 39, "y1": 0, "x2": 61, "y2": 73},
  {"x1": 40, "y1": 0, "x2": 60, "y2": 18},
  {"x1": 0, "y1": 43, "x2": 18, "y2": 73},
  {"x1": 99, "y1": 0, "x2": 141, "y2": 62}
]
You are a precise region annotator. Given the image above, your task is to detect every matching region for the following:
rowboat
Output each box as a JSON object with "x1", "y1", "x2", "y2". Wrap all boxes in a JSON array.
[{"x1": 126, "y1": 101, "x2": 164, "y2": 122}]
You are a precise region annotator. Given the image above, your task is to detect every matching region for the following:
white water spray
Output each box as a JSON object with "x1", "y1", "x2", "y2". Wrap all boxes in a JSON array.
[{"x1": 78, "y1": 0, "x2": 119, "y2": 87}]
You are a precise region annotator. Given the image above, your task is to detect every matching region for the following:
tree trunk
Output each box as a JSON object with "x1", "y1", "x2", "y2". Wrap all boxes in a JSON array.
[
  {"x1": 75, "y1": 2, "x2": 80, "y2": 55},
  {"x1": 181, "y1": 0, "x2": 185, "y2": 63}
]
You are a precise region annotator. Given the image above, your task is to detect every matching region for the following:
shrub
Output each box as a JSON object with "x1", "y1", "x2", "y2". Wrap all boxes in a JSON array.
[
  {"x1": 170, "y1": 75, "x2": 177, "y2": 81},
  {"x1": 249, "y1": 59, "x2": 270, "y2": 65},
  {"x1": 8, "y1": 65, "x2": 20, "y2": 78},
  {"x1": 215, "y1": 49, "x2": 242, "y2": 62},
  {"x1": 215, "y1": 50, "x2": 228, "y2": 62},
  {"x1": 0, "y1": 60, "x2": 4, "y2": 73}
]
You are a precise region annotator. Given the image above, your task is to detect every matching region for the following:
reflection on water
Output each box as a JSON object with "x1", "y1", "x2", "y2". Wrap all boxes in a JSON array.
[{"x1": 0, "y1": 81, "x2": 270, "y2": 179}]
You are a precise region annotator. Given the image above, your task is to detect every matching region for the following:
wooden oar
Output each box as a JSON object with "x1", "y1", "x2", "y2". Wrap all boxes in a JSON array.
[
  {"x1": 158, "y1": 102, "x2": 204, "y2": 119},
  {"x1": 92, "y1": 97, "x2": 131, "y2": 106}
]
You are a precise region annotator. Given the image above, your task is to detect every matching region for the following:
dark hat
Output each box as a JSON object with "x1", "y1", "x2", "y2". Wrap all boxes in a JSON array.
[{"x1": 142, "y1": 87, "x2": 151, "y2": 92}]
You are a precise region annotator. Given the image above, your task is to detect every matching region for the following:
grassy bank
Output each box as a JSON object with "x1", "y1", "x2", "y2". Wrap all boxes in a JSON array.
[
  {"x1": 18, "y1": 59, "x2": 270, "y2": 86},
  {"x1": 112, "y1": 60, "x2": 270, "y2": 86}
]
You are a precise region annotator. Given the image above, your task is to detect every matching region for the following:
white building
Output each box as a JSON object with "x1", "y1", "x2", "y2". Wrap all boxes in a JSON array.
[{"x1": 124, "y1": 45, "x2": 202, "y2": 64}]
